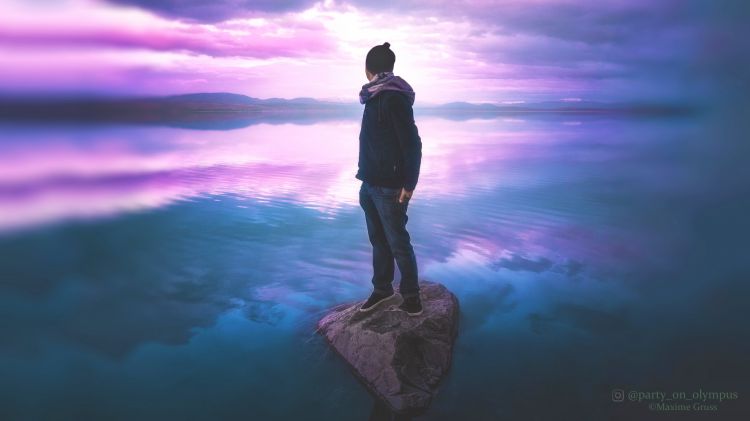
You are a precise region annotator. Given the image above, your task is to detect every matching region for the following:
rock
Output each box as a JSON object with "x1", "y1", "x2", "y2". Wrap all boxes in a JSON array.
[{"x1": 316, "y1": 280, "x2": 460, "y2": 415}]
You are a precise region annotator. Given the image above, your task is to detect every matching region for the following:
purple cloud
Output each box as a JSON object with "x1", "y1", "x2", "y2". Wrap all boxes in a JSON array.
[
  {"x1": 104, "y1": 0, "x2": 318, "y2": 23},
  {"x1": 0, "y1": 19, "x2": 337, "y2": 59},
  {"x1": 1, "y1": 0, "x2": 747, "y2": 103}
]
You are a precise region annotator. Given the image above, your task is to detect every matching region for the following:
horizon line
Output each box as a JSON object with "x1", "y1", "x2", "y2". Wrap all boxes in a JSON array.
[{"x1": 0, "y1": 90, "x2": 703, "y2": 108}]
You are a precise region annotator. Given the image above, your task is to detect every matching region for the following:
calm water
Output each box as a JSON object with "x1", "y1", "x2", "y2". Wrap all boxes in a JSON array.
[{"x1": 1, "y1": 110, "x2": 748, "y2": 420}]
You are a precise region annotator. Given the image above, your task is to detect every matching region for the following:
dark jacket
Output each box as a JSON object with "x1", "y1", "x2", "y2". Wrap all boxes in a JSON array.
[{"x1": 356, "y1": 90, "x2": 422, "y2": 191}]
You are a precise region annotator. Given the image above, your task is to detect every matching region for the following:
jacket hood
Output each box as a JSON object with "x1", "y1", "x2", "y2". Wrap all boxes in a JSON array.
[{"x1": 359, "y1": 72, "x2": 416, "y2": 106}]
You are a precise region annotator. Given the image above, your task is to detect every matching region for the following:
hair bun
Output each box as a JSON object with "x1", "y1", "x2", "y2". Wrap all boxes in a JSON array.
[{"x1": 383, "y1": 42, "x2": 390, "y2": 48}]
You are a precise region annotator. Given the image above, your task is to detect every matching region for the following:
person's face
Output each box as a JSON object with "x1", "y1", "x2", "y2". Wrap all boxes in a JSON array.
[{"x1": 365, "y1": 68, "x2": 374, "y2": 81}]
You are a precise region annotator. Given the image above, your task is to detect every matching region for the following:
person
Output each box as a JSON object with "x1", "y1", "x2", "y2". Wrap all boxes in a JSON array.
[{"x1": 356, "y1": 42, "x2": 423, "y2": 316}]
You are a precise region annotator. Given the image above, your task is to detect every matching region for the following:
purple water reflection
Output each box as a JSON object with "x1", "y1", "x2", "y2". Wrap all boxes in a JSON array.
[{"x1": 0, "y1": 117, "x2": 588, "y2": 232}]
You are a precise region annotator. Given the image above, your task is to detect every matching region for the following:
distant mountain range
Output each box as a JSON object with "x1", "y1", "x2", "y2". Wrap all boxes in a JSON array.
[
  {"x1": 159, "y1": 93, "x2": 697, "y2": 114},
  {"x1": 0, "y1": 92, "x2": 700, "y2": 129},
  {"x1": 161, "y1": 92, "x2": 328, "y2": 107},
  {"x1": 426, "y1": 99, "x2": 698, "y2": 115}
]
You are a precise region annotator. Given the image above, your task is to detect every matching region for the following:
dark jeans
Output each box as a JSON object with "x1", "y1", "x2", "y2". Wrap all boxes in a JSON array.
[{"x1": 359, "y1": 180, "x2": 420, "y2": 299}]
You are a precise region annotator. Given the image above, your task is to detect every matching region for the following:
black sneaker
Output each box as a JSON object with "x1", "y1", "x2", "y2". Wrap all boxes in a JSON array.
[
  {"x1": 398, "y1": 294, "x2": 423, "y2": 316},
  {"x1": 359, "y1": 290, "x2": 396, "y2": 312}
]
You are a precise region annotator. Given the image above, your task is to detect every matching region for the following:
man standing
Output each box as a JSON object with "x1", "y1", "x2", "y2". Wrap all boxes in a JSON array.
[{"x1": 356, "y1": 42, "x2": 423, "y2": 316}]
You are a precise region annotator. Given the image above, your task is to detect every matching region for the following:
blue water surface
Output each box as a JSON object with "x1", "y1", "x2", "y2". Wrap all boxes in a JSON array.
[{"x1": 0, "y1": 109, "x2": 748, "y2": 420}]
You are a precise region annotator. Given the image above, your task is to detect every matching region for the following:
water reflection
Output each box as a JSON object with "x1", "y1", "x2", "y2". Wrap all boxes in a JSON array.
[
  {"x1": 0, "y1": 111, "x2": 747, "y2": 419},
  {"x1": 0, "y1": 115, "x2": 649, "y2": 232}
]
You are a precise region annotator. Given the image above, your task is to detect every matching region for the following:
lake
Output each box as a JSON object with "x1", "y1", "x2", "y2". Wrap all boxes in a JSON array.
[{"x1": 1, "y1": 109, "x2": 747, "y2": 420}]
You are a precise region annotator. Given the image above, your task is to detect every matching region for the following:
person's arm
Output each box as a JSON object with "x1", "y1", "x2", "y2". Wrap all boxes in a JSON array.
[{"x1": 388, "y1": 95, "x2": 422, "y2": 192}]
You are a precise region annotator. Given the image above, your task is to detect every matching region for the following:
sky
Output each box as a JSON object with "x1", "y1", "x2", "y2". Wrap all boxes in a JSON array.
[{"x1": 0, "y1": 0, "x2": 747, "y2": 104}]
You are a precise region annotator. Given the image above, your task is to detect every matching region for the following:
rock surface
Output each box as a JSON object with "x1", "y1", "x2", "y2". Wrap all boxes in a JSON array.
[{"x1": 316, "y1": 280, "x2": 460, "y2": 415}]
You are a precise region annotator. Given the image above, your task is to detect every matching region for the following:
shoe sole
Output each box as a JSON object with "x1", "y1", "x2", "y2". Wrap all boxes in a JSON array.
[
  {"x1": 401, "y1": 308, "x2": 423, "y2": 316},
  {"x1": 400, "y1": 293, "x2": 423, "y2": 316},
  {"x1": 358, "y1": 293, "x2": 396, "y2": 312}
]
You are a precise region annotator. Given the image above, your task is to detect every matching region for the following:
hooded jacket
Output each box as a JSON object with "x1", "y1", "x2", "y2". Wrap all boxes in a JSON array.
[{"x1": 355, "y1": 90, "x2": 422, "y2": 191}]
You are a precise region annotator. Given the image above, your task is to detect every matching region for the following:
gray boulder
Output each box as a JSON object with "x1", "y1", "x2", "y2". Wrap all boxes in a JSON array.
[{"x1": 316, "y1": 280, "x2": 460, "y2": 415}]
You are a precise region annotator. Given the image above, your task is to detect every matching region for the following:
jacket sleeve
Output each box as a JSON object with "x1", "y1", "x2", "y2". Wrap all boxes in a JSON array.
[{"x1": 388, "y1": 95, "x2": 422, "y2": 192}]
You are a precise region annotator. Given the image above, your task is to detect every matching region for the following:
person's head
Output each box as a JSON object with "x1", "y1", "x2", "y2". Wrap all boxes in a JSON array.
[{"x1": 365, "y1": 42, "x2": 396, "y2": 81}]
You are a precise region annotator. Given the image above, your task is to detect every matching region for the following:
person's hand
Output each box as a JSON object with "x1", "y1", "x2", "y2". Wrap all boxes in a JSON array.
[{"x1": 399, "y1": 188, "x2": 414, "y2": 203}]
